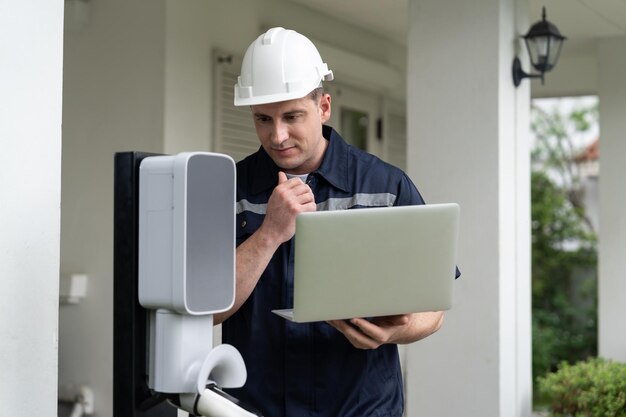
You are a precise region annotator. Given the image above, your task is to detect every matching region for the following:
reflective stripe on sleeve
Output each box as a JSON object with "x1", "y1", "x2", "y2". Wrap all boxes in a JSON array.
[{"x1": 237, "y1": 193, "x2": 397, "y2": 215}]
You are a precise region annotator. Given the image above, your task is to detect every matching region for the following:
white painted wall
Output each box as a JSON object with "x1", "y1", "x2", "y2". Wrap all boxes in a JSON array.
[
  {"x1": 597, "y1": 36, "x2": 626, "y2": 362},
  {"x1": 0, "y1": 1, "x2": 64, "y2": 416},
  {"x1": 404, "y1": 0, "x2": 531, "y2": 416},
  {"x1": 60, "y1": 1, "x2": 165, "y2": 416}
]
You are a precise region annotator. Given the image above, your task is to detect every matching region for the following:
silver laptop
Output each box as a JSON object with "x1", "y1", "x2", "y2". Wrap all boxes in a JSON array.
[{"x1": 272, "y1": 203, "x2": 460, "y2": 323}]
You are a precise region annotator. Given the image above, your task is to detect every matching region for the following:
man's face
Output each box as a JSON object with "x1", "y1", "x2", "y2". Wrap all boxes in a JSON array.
[{"x1": 251, "y1": 93, "x2": 331, "y2": 175}]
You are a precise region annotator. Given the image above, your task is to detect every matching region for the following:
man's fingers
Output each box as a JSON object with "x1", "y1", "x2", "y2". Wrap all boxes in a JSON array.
[
  {"x1": 275, "y1": 175, "x2": 315, "y2": 204},
  {"x1": 276, "y1": 174, "x2": 311, "y2": 193},
  {"x1": 329, "y1": 315, "x2": 414, "y2": 349},
  {"x1": 296, "y1": 186, "x2": 315, "y2": 204},
  {"x1": 348, "y1": 319, "x2": 387, "y2": 344},
  {"x1": 377, "y1": 314, "x2": 411, "y2": 326},
  {"x1": 327, "y1": 320, "x2": 379, "y2": 350}
]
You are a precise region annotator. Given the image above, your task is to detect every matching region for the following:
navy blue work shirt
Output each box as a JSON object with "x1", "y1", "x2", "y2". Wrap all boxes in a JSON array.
[{"x1": 223, "y1": 126, "x2": 427, "y2": 417}]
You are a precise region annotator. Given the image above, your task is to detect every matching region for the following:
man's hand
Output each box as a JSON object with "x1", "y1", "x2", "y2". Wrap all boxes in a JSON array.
[
  {"x1": 215, "y1": 172, "x2": 315, "y2": 324},
  {"x1": 327, "y1": 312, "x2": 444, "y2": 349},
  {"x1": 259, "y1": 171, "x2": 316, "y2": 245}
]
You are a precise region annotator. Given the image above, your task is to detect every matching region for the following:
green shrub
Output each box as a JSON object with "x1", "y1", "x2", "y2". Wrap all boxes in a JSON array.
[{"x1": 538, "y1": 357, "x2": 626, "y2": 417}]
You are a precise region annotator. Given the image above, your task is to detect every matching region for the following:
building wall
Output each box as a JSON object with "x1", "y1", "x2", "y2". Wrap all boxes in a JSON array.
[
  {"x1": 60, "y1": 2, "x2": 166, "y2": 417},
  {"x1": 0, "y1": 1, "x2": 64, "y2": 415}
]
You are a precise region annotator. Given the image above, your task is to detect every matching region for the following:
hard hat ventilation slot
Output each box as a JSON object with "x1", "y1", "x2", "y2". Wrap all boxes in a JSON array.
[{"x1": 262, "y1": 27, "x2": 284, "y2": 45}]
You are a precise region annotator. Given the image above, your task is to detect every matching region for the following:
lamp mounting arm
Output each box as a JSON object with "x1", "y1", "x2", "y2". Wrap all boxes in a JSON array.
[{"x1": 512, "y1": 57, "x2": 544, "y2": 87}]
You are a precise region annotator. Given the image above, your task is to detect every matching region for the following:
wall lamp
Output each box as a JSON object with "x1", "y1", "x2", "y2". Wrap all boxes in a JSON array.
[{"x1": 512, "y1": 7, "x2": 566, "y2": 87}]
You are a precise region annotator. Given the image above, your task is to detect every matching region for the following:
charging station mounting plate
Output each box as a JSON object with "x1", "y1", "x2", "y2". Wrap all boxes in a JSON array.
[{"x1": 114, "y1": 152, "x2": 176, "y2": 417}]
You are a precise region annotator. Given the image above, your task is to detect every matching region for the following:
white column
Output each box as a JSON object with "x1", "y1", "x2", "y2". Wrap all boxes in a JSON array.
[
  {"x1": 597, "y1": 37, "x2": 626, "y2": 362},
  {"x1": 0, "y1": 1, "x2": 64, "y2": 416},
  {"x1": 404, "y1": 1, "x2": 531, "y2": 416}
]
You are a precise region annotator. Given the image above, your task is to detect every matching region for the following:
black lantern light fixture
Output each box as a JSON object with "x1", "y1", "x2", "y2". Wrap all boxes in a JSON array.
[{"x1": 512, "y1": 7, "x2": 566, "y2": 87}]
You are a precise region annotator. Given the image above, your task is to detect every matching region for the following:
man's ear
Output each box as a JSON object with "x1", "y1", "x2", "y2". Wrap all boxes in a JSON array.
[{"x1": 319, "y1": 93, "x2": 331, "y2": 123}]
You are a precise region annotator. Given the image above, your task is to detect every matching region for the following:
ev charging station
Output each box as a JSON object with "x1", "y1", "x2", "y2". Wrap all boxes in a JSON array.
[{"x1": 114, "y1": 152, "x2": 261, "y2": 417}]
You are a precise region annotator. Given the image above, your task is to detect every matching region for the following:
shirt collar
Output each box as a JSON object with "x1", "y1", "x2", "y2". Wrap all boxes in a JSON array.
[
  {"x1": 249, "y1": 125, "x2": 350, "y2": 194},
  {"x1": 316, "y1": 125, "x2": 350, "y2": 192}
]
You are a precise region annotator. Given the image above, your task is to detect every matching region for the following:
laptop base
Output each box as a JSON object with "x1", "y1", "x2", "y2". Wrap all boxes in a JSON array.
[{"x1": 271, "y1": 309, "x2": 295, "y2": 321}]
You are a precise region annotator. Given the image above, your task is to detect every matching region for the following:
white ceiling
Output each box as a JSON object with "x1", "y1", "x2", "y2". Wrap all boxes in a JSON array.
[{"x1": 287, "y1": 0, "x2": 626, "y2": 56}]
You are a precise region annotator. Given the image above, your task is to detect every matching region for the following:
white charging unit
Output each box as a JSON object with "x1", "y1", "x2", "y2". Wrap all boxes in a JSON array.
[{"x1": 138, "y1": 152, "x2": 246, "y2": 396}]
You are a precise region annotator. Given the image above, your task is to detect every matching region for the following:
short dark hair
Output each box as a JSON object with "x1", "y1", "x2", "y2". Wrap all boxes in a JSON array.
[{"x1": 308, "y1": 85, "x2": 325, "y2": 102}]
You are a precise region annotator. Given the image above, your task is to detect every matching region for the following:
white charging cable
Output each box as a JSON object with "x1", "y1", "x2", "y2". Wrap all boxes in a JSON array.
[{"x1": 178, "y1": 384, "x2": 261, "y2": 417}]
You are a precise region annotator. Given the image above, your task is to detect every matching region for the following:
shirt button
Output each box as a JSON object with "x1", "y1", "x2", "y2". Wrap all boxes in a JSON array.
[{"x1": 241, "y1": 220, "x2": 247, "y2": 228}]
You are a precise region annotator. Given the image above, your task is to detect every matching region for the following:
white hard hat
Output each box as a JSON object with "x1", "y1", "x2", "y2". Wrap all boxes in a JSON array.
[{"x1": 234, "y1": 27, "x2": 334, "y2": 106}]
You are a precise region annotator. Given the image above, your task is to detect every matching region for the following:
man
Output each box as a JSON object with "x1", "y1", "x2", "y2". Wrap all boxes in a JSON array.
[{"x1": 214, "y1": 27, "x2": 446, "y2": 417}]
